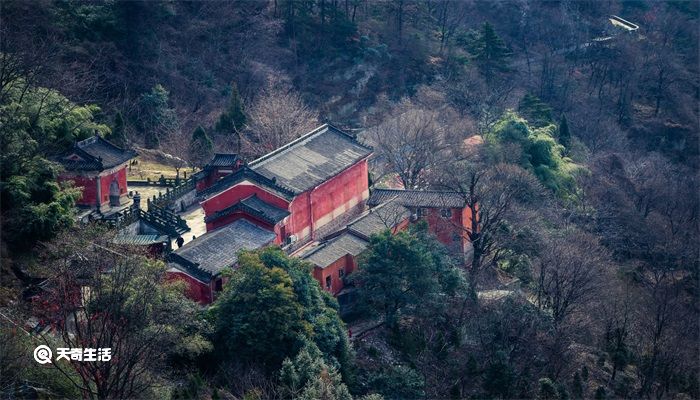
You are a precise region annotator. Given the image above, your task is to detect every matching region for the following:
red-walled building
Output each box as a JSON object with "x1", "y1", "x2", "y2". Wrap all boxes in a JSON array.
[
  {"x1": 194, "y1": 153, "x2": 242, "y2": 192},
  {"x1": 167, "y1": 219, "x2": 276, "y2": 304},
  {"x1": 299, "y1": 189, "x2": 476, "y2": 297},
  {"x1": 199, "y1": 124, "x2": 372, "y2": 246},
  {"x1": 166, "y1": 125, "x2": 477, "y2": 304},
  {"x1": 58, "y1": 136, "x2": 136, "y2": 213},
  {"x1": 367, "y1": 189, "x2": 475, "y2": 256},
  {"x1": 299, "y1": 200, "x2": 411, "y2": 295}
]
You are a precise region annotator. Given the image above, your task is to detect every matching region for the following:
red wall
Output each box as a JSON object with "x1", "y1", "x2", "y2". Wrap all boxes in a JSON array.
[
  {"x1": 99, "y1": 167, "x2": 127, "y2": 204},
  {"x1": 202, "y1": 183, "x2": 289, "y2": 218},
  {"x1": 166, "y1": 271, "x2": 213, "y2": 304},
  {"x1": 313, "y1": 254, "x2": 357, "y2": 296},
  {"x1": 421, "y1": 206, "x2": 475, "y2": 253},
  {"x1": 286, "y1": 159, "x2": 369, "y2": 241},
  {"x1": 61, "y1": 175, "x2": 98, "y2": 206},
  {"x1": 201, "y1": 159, "x2": 368, "y2": 243},
  {"x1": 59, "y1": 166, "x2": 127, "y2": 207},
  {"x1": 310, "y1": 159, "x2": 369, "y2": 231}
]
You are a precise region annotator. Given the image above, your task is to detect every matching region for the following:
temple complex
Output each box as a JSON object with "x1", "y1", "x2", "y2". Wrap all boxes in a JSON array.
[{"x1": 166, "y1": 125, "x2": 475, "y2": 304}]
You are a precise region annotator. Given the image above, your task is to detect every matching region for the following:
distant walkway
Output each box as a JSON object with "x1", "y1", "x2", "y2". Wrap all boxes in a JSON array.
[
  {"x1": 174, "y1": 204, "x2": 207, "y2": 247},
  {"x1": 511, "y1": 15, "x2": 639, "y2": 70}
]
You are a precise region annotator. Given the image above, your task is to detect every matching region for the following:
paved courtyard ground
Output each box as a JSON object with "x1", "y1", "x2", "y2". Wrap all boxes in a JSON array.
[{"x1": 175, "y1": 203, "x2": 207, "y2": 247}]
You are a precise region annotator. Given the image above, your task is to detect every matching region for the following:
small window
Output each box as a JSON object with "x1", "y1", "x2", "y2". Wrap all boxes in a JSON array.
[
  {"x1": 416, "y1": 208, "x2": 426, "y2": 217},
  {"x1": 339, "y1": 268, "x2": 345, "y2": 278},
  {"x1": 325, "y1": 276, "x2": 332, "y2": 290},
  {"x1": 441, "y1": 208, "x2": 452, "y2": 218},
  {"x1": 215, "y1": 279, "x2": 223, "y2": 292}
]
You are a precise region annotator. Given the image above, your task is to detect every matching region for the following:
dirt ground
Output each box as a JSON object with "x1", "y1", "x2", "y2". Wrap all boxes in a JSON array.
[{"x1": 126, "y1": 156, "x2": 195, "y2": 181}]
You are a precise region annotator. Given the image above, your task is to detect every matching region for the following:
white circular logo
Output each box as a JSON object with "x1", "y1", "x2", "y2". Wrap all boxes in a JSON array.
[{"x1": 33, "y1": 345, "x2": 53, "y2": 364}]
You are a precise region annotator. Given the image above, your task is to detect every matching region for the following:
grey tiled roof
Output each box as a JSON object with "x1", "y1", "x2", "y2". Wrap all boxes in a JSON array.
[
  {"x1": 367, "y1": 189, "x2": 466, "y2": 208},
  {"x1": 60, "y1": 136, "x2": 136, "y2": 171},
  {"x1": 205, "y1": 194, "x2": 290, "y2": 225},
  {"x1": 169, "y1": 219, "x2": 275, "y2": 280},
  {"x1": 347, "y1": 200, "x2": 411, "y2": 240},
  {"x1": 241, "y1": 195, "x2": 290, "y2": 222},
  {"x1": 249, "y1": 124, "x2": 372, "y2": 194},
  {"x1": 199, "y1": 166, "x2": 297, "y2": 200},
  {"x1": 207, "y1": 153, "x2": 239, "y2": 168},
  {"x1": 302, "y1": 232, "x2": 368, "y2": 268}
]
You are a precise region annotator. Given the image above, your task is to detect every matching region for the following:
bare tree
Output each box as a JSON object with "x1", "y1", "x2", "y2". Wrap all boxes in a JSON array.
[
  {"x1": 434, "y1": 0, "x2": 467, "y2": 54},
  {"x1": 437, "y1": 158, "x2": 543, "y2": 285},
  {"x1": 244, "y1": 84, "x2": 319, "y2": 156},
  {"x1": 34, "y1": 227, "x2": 206, "y2": 400},
  {"x1": 533, "y1": 230, "x2": 605, "y2": 327},
  {"x1": 634, "y1": 266, "x2": 696, "y2": 399},
  {"x1": 367, "y1": 99, "x2": 462, "y2": 189},
  {"x1": 444, "y1": 69, "x2": 515, "y2": 133}
]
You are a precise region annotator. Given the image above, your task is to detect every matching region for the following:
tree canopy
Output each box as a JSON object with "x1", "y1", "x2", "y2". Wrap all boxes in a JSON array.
[
  {"x1": 469, "y1": 22, "x2": 512, "y2": 80},
  {"x1": 211, "y1": 247, "x2": 351, "y2": 375},
  {"x1": 137, "y1": 84, "x2": 179, "y2": 149},
  {"x1": 215, "y1": 82, "x2": 246, "y2": 135},
  {"x1": 188, "y1": 125, "x2": 214, "y2": 168},
  {"x1": 0, "y1": 78, "x2": 110, "y2": 252},
  {"x1": 352, "y1": 223, "x2": 465, "y2": 329}
]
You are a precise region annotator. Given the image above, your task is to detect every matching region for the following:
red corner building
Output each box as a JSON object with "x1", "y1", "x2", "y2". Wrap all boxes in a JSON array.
[
  {"x1": 58, "y1": 136, "x2": 136, "y2": 213},
  {"x1": 198, "y1": 124, "x2": 373, "y2": 246}
]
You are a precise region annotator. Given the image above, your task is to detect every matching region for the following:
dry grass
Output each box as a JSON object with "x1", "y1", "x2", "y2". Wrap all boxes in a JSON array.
[{"x1": 126, "y1": 157, "x2": 190, "y2": 181}]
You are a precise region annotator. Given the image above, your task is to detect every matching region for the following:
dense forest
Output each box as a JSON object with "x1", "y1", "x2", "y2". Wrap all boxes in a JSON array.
[{"x1": 1, "y1": 0, "x2": 698, "y2": 399}]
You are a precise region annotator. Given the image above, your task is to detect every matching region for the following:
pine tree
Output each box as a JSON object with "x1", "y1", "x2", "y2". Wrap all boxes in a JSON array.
[
  {"x1": 188, "y1": 125, "x2": 214, "y2": 168},
  {"x1": 279, "y1": 342, "x2": 352, "y2": 400},
  {"x1": 519, "y1": 94, "x2": 553, "y2": 127},
  {"x1": 571, "y1": 372, "x2": 584, "y2": 399},
  {"x1": 470, "y1": 22, "x2": 512, "y2": 80},
  {"x1": 558, "y1": 114, "x2": 571, "y2": 148},
  {"x1": 215, "y1": 82, "x2": 246, "y2": 134},
  {"x1": 594, "y1": 386, "x2": 606, "y2": 400},
  {"x1": 538, "y1": 378, "x2": 558, "y2": 400},
  {"x1": 107, "y1": 112, "x2": 127, "y2": 147},
  {"x1": 138, "y1": 84, "x2": 179, "y2": 149},
  {"x1": 483, "y1": 351, "x2": 515, "y2": 398}
]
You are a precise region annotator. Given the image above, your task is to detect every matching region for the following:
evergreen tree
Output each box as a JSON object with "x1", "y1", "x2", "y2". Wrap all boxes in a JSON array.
[
  {"x1": 106, "y1": 112, "x2": 127, "y2": 147},
  {"x1": 138, "y1": 84, "x2": 179, "y2": 149},
  {"x1": 212, "y1": 252, "x2": 307, "y2": 370},
  {"x1": 0, "y1": 78, "x2": 110, "y2": 253},
  {"x1": 279, "y1": 342, "x2": 352, "y2": 400},
  {"x1": 558, "y1": 114, "x2": 571, "y2": 148},
  {"x1": 483, "y1": 351, "x2": 515, "y2": 398},
  {"x1": 557, "y1": 383, "x2": 570, "y2": 400},
  {"x1": 518, "y1": 94, "x2": 553, "y2": 128},
  {"x1": 571, "y1": 372, "x2": 584, "y2": 399},
  {"x1": 188, "y1": 125, "x2": 214, "y2": 168},
  {"x1": 594, "y1": 386, "x2": 606, "y2": 400},
  {"x1": 470, "y1": 22, "x2": 512, "y2": 80},
  {"x1": 352, "y1": 223, "x2": 464, "y2": 329},
  {"x1": 364, "y1": 365, "x2": 425, "y2": 399},
  {"x1": 538, "y1": 378, "x2": 558, "y2": 400},
  {"x1": 215, "y1": 82, "x2": 246, "y2": 135},
  {"x1": 211, "y1": 248, "x2": 351, "y2": 374}
]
